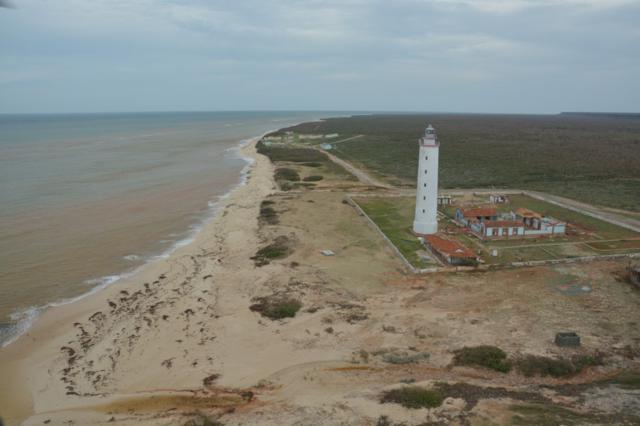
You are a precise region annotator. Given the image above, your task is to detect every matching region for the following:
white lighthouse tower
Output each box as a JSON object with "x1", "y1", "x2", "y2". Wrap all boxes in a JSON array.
[{"x1": 413, "y1": 124, "x2": 439, "y2": 235}]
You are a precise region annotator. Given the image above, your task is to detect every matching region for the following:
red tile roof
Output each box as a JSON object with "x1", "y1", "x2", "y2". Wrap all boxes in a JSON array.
[
  {"x1": 425, "y1": 235, "x2": 476, "y2": 258},
  {"x1": 462, "y1": 207, "x2": 497, "y2": 218},
  {"x1": 515, "y1": 207, "x2": 541, "y2": 218},
  {"x1": 483, "y1": 220, "x2": 523, "y2": 228}
]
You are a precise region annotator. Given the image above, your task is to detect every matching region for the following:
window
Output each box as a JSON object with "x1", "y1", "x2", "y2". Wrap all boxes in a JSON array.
[
  {"x1": 422, "y1": 209, "x2": 425, "y2": 213},
  {"x1": 424, "y1": 169, "x2": 427, "y2": 174},
  {"x1": 425, "y1": 155, "x2": 428, "y2": 160},
  {"x1": 423, "y1": 183, "x2": 426, "y2": 188},
  {"x1": 423, "y1": 196, "x2": 426, "y2": 201}
]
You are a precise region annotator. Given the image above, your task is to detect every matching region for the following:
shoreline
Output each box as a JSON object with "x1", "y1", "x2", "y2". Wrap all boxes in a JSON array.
[
  {"x1": 0, "y1": 133, "x2": 266, "y2": 350},
  {"x1": 0, "y1": 133, "x2": 275, "y2": 425}
]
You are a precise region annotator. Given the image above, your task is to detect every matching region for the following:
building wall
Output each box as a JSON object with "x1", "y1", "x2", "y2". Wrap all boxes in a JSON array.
[
  {"x1": 482, "y1": 226, "x2": 525, "y2": 238},
  {"x1": 523, "y1": 221, "x2": 565, "y2": 236},
  {"x1": 413, "y1": 139, "x2": 439, "y2": 234}
]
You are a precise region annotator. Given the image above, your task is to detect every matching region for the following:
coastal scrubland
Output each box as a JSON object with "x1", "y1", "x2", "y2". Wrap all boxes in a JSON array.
[{"x1": 274, "y1": 113, "x2": 640, "y2": 211}]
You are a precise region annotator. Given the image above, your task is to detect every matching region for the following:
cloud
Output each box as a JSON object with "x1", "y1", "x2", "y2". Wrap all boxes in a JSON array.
[
  {"x1": 0, "y1": 69, "x2": 48, "y2": 85},
  {"x1": 426, "y1": 0, "x2": 638, "y2": 14},
  {"x1": 0, "y1": 0, "x2": 638, "y2": 113},
  {"x1": 322, "y1": 72, "x2": 361, "y2": 81}
]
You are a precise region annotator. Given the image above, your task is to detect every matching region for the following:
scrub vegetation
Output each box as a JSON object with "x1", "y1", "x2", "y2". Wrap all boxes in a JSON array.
[
  {"x1": 251, "y1": 236, "x2": 293, "y2": 266},
  {"x1": 250, "y1": 295, "x2": 302, "y2": 320},
  {"x1": 380, "y1": 386, "x2": 444, "y2": 409},
  {"x1": 452, "y1": 345, "x2": 512, "y2": 373},
  {"x1": 453, "y1": 346, "x2": 604, "y2": 377},
  {"x1": 275, "y1": 114, "x2": 640, "y2": 211},
  {"x1": 515, "y1": 354, "x2": 603, "y2": 378},
  {"x1": 274, "y1": 168, "x2": 300, "y2": 182},
  {"x1": 257, "y1": 140, "x2": 357, "y2": 181},
  {"x1": 259, "y1": 200, "x2": 279, "y2": 225}
]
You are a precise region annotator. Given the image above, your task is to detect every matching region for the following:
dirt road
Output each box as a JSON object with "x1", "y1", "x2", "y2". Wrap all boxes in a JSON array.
[
  {"x1": 525, "y1": 190, "x2": 640, "y2": 233},
  {"x1": 318, "y1": 148, "x2": 392, "y2": 188}
]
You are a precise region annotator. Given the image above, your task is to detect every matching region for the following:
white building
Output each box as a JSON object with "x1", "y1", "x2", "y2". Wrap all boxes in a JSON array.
[{"x1": 413, "y1": 124, "x2": 440, "y2": 235}]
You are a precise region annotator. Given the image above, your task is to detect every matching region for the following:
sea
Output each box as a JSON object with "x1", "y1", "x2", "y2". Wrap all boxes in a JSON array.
[{"x1": 0, "y1": 111, "x2": 332, "y2": 346}]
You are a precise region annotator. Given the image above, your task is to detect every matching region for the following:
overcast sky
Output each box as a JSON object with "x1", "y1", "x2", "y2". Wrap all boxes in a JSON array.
[{"x1": 1, "y1": 0, "x2": 639, "y2": 114}]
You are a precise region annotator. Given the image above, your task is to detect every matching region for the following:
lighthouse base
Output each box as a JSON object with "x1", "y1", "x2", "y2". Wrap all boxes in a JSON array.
[{"x1": 413, "y1": 220, "x2": 438, "y2": 235}]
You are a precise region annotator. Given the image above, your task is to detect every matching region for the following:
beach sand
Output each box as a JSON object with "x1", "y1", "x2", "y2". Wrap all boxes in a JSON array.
[{"x1": 1, "y1": 138, "x2": 639, "y2": 425}]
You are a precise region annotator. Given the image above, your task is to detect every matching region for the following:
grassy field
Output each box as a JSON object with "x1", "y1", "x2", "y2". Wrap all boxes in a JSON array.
[
  {"x1": 273, "y1": 114, "x2": 640, "y2": 212},
  {"x1": 354, "y1": 194, "x2": 639, "y2": 266},
  {"x1": 352, "y1": 196, "x2": 437, "y2": 269}
]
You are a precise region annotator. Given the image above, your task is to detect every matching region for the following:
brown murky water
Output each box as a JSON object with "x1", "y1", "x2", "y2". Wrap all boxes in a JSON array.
[{"x1": 0, "y1": 111, "x2": 325, "y2": 344}]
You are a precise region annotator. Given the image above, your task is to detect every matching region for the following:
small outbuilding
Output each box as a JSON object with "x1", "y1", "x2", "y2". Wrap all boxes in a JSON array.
[
  {"x1": 515, "y1": 208, "x2": 566, "y2": 236},
  {"x1": 437, "y1": 195, "x2": 453, "y2": 206},
  {"x1": 489, "y1": 194, "x2": 508, "y2": 204},
  {"x1": 555, "y1": 332, "x2": 581, "y2": 347},
  {"x1": 424, "y1": 235, "x2": 477, "y2": 266},
  {"x1": 455, "y1": 207, "x2": 498, "y2": 226}
]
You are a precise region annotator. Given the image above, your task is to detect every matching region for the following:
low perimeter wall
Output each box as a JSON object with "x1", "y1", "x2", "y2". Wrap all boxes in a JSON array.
[{"x1": 346, "y1": 194, "x2": 640, "y2": 276}]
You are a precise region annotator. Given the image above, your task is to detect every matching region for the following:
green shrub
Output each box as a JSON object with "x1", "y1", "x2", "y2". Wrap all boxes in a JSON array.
[
  {"x1": 515, "y1": 355, "x2": 575, "y2": 377},
  {"x1": 251, "y1": 236, "x2": 291, "y2": 266},
  {"x1": 267, "y1": 300, "x2": 302, "y2": 319},
  {"x1": 254, "y1": 245, "x2": 287, "y2": 261},
  {"x1": 259, "y1": 201, "x2": 278, "y2": 225},
  {"x1": 609, "y1": 370, "x2": 640, "y2": 389},
  {"x1": 516, "y1": 353, "x2": 605, "y2": 378},
  {"x1": 453, "y1": 346, "x2": 512, "y2": 373},
  {"x1": 380, "y1": 386, "x2": 444, "y2": 409},
  {"x1": 250, "y1": 296, "x2": 302, "y2": 320},
  {"x1": 571, "y1": 354, "x2": 604, "y2": 371},
  {"x1": 303, "y1": 162, "x2": 323, "y2": 167},
  {"x1": 510, "y1": 403, "x2": 598, "y2": 425},
  {"x1": 274, "y1": 168, "x2": 300, "y2": 182},
  {"x1": 279, "y1": 181, "x2": 294, "y2": 191},
  {"x1": 303, "y1": 175, "x2": 324, "y2": 182}
]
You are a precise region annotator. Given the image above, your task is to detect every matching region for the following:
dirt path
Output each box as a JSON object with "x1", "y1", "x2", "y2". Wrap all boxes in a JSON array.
[
  {"x1": 317, "y1": 148, "x2": 392, "y2": 189},
  {"x1": 329, "y1": 134, "x2": 364, "y2": 145},
  {"x1": 525, "y1": 190, "x2": 640, "y2": 233}
]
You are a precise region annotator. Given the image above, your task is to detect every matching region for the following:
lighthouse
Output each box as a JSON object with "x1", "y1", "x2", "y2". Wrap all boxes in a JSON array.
[{"x1": 413, "y1": 124, "x2": 439, "y2": 235}]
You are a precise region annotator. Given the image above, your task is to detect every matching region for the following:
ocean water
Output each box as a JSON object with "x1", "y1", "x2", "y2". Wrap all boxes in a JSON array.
[{"x1": 0, "y1": 111, "x2": 328, "y2": 346}]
